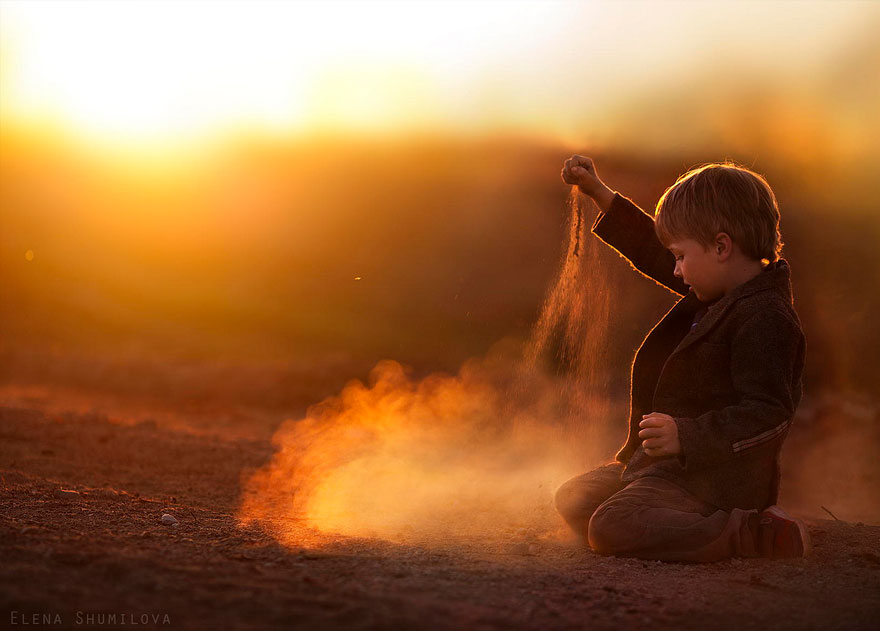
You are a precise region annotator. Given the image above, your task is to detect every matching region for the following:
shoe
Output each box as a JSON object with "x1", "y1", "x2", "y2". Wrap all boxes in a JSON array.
[{"x1": 752, "y1": 505, "x2": 812, "y2": 558}]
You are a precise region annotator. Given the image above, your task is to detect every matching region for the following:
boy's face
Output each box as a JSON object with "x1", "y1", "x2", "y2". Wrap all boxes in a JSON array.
[{"x1": 668, "y1": 238, "x2": 724, "y2": 302}]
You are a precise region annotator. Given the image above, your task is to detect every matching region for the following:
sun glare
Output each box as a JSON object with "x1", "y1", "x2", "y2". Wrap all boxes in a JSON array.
[
  {"x1": 0, "y1": 0, "x2": 567, "y2": 150},
  {"x1": 1, "y1": 0, "x2": 873, "y2": 156}
]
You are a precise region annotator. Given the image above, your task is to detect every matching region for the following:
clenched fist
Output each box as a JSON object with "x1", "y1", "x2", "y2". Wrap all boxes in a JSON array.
[
  {"x1": 638, "y1": 413, "x2": 682, "y2": 458},
  {"x1": 560, "y1": 155, "x2": 615, "y2": 212}
]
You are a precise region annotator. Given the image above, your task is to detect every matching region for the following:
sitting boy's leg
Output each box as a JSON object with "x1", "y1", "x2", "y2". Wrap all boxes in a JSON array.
[
  {"x1": 587, "y1": 476, "x2": 760, "y2": 562},
  {"x1": 554, "y1": 462, "x2": 626, "y2": 541}
]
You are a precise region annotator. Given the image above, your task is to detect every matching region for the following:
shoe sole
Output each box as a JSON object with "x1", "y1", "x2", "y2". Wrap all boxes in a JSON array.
[{"x1": 763, "y1": 505, "x2": 812, "y2": 557}]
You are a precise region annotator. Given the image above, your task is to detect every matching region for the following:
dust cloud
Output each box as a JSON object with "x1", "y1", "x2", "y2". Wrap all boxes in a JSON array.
[{"x1": 237, "y1": 188, "x2": 618, "y2": 544}]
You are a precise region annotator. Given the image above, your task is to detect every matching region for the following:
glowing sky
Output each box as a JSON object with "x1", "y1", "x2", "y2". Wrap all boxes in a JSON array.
[{"x1": 0, "y1": 0, "x2": 875, "y2": 149}]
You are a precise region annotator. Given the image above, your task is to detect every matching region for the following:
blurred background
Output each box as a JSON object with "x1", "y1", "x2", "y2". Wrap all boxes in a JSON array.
[{"x1": 1, "y1": 1, "x2": 878, "y2": 518}]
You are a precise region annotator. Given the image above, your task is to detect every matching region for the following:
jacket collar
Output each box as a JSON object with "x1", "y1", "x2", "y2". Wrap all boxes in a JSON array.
[{"x1": 671, "y1": 258, "x2": 794, "y2": 355}]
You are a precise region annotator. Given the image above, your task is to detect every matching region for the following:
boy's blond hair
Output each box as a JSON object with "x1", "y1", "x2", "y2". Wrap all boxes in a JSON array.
[{"x1": 654, "y1": 162, "x2": 783, "y2": 264}]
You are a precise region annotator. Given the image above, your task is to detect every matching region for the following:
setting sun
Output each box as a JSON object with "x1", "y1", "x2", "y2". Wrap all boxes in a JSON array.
[
  {"x1": 2, "y1": 0, "x2": 875, "y2": 155},
  {"x1": 0, "y1": 0, "x2": 568, "y2": 149}
]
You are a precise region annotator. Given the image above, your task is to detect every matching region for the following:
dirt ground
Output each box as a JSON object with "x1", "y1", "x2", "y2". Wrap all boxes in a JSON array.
[{"x1": 2, "y1": 384, "x2": 879, "y2": 631}]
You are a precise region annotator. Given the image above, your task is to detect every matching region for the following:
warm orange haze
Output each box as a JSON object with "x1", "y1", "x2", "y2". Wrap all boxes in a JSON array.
[{"x1": 2, "y1": 1, "x2": 880, "y2": 629}]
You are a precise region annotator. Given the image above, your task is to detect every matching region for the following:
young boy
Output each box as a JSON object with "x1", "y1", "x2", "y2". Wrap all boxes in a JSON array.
[{"x1": 554, "y1": 155, "x2": 808, "y2": 562}]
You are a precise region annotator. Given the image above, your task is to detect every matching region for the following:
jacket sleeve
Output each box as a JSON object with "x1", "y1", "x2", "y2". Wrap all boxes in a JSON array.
[
  {"x1": 591, "y1": 192, "x2": 689, "y2": 296},
  {"x1": 673, "y1": 309, "x2": 806, "y2": 471}
]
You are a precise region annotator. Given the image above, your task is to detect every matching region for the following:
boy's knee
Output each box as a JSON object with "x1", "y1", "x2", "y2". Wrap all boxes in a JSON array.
[
  {"x1": 553, "y1": 479, "x2": 580, "y2": 521},
  {"x1": 555, "y1": 466, "x2": 626, "y2": 526},
  {"x1": 588, "y1": 503, "x2": 632, "y2": 555},
  {"x1": 587, "y1": 505, "x2": 612, "y2": 554}
]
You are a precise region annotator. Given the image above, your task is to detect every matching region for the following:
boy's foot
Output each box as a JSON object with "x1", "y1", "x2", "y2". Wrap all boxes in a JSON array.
[{"x1": 751, "y1": 505, "x2": 812, "y2": 558}]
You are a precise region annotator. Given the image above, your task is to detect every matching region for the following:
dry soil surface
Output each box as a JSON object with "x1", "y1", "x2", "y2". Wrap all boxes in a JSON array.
[{"x1": 2, "y1": 391, "x2": 879, "y2": 631}]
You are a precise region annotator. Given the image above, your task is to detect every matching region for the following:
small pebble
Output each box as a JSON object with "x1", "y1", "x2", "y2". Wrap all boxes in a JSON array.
[
  {"x1": 161, "y1": 514, "x2": 178, "y2": 526},
  {"x1": 54, "y1": 489, "x2": 81, "y2": 500}
]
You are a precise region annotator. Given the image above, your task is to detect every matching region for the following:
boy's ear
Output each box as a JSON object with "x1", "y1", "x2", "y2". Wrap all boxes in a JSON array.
[{"x1": 714, "y1": 232, "x2": 733, "y2": 261}]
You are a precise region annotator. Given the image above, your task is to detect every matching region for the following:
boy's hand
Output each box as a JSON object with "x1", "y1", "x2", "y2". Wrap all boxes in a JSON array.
[
  {"x1": 639, "y1": 413, "x2": 682, "y2": 457},
  {"x1": 560, "y1": 155, "x2": 614, "y2": 211}
]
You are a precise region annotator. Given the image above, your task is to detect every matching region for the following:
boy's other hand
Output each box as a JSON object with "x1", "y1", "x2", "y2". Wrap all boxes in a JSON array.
[
  {"x1": 561, "y1": 155, "x2": 614, "y2": 211},
  {"x1": 639, "y1": 413, "x2": 682, "y2": 457}
]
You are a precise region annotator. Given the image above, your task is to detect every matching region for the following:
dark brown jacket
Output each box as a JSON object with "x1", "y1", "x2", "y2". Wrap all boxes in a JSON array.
[{"x1": 591, "y1": 192, "x2": 806, "y2": 511}]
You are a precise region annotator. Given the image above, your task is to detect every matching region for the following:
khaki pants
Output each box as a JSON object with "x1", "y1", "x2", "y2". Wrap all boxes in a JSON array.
[{"x1": 555, "y1": 463, "x2": 760, "y2": 562}]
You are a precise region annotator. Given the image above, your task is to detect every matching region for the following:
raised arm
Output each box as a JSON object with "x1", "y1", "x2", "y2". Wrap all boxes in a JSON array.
[
  {"x1": 560, "y1": 155, "x2": 689, "y2": 296},
  {"x1": 591, "y1": 192, "x2": 689, "y2": 296}
]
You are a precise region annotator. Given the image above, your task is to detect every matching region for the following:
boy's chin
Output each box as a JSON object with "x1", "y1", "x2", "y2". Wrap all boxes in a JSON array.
[
  {"x1": 689, "y1": 287, "x2": 708, "y2": 301},
  {"x1": 693, "y1": 288, "x2": 722, "y2": 303}
]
